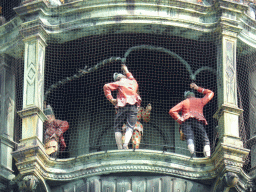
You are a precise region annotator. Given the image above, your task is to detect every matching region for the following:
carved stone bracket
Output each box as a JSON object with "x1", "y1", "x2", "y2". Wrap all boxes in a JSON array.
[
  {"x1": 225, "y1": 172, "x2": 239, "y2": 187},
  {"x1": 17, "y1": 175, "x2": 39, "y2": 192},
  {"x1": 212, "y1": 172, "x2": 239, "y2": 192}
]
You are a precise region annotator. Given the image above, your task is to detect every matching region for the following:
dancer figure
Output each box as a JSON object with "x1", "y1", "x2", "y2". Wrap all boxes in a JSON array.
[
  {"x1": 43, "y1": 105, "x2": 69, "y2": 157},
  {"x1": 169, "y1": 83, "x2": 214, "y2": 158},
  {"x1": 103, "y1": 64, "x2": 141, "y2": 149},
  {"x1": 122, "y1": 103, "x2": 152, "y2": 149}
]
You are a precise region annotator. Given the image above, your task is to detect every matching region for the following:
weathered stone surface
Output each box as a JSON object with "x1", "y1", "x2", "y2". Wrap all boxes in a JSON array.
[{"x1": 1, "y1": 0, "x2": 256, "y2": 191}]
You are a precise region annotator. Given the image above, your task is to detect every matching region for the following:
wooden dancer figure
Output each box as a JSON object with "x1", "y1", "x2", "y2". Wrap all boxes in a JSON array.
[
  {"x1": 169, "y1": 83, "x2": 214, "y2": 158},
  {"x1": 103, "y1": 64, "x2": 141, "y2": 150},
  {"x1": 43, "y1": 105, "x2": 69, "y2": 157},
  {"x1": 122, "y1": 103, "x2": 152, "y2": 149}
]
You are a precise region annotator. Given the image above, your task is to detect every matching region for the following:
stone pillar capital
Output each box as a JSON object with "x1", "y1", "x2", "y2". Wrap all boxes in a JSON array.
[
  {"x1": 213, "y1": 104, "x2": 243, "y2": 120},
  {"x1": 21, "y1": 21, "x2": 48, "y2": 46},
  {"x1": 18, "y1": 106, "x2": 47, "y2": 122}
]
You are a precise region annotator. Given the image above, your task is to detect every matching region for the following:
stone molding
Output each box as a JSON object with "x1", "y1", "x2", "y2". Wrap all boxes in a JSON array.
[
  {"x1": 20, "y1": 20, "x2": 48, "y2": 46},
  {"x1": 213, "y1": 104, "x2": 243, "y2": 120},
  {"x1": 0, "y1": 136, "x2": 15, "y2": 150},
  {"x1": 4, "y1": 0, "x2": 247, "y2": 43},
  {"x1": 0, "y1": 0, "x2": 255, "y2": 53},
  {"x1": 17, "y1": 106, "x2": 47, "y2": 122},
  {"x1": 0, "y1": 17, "x2": 23, "y2": 58},
  {"x1": 12, "y1": 146, "x2": 248, "y2": 182}
]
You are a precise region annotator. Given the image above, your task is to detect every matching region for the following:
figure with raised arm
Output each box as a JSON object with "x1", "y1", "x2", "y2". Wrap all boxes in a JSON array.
[
  {"x1": 43, "y1": 105, "x2": 69, "y2": 157},
  {"x1": 103, "y1": 64, "x2": 141, "y2": 149},
  {"x1": 169, "y1": 83, "x2": 214, "y2": 158}
]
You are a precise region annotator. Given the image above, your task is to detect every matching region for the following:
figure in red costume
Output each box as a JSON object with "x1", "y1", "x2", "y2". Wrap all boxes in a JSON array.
[
  {"x1": 122, "y1": 103, "x2": 152, "y2": 149},
  {"x1": 103, "y1": 64, "x2": 141, "y2": 149},
  {"x1": 169, "y1": 83, "x2": 214, "y2": 158},
  {"x1": 43, "y1": 105, "x2": 69, "y2": 157}
]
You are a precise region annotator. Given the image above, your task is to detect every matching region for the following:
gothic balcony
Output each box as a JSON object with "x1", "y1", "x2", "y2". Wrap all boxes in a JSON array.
[{"x1": 1, "y1": 0, "x2": 256, "y2": 191}]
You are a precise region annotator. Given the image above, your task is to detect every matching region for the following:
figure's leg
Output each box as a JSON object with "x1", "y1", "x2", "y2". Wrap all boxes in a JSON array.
[
  {"x1": 132, "y1": 130, "x2": 142, "y2": 149},
  {"x1": 182, "y1": 119, "x2": 195, "y2": 157},
  {"x1": 115, "y1": 132, "x2": 123, "y2": 150},
  {"x1": 123, "y1": 128, "x2": 133, "y2": 149},
  {"x1": 197, "y1": 121, "x2": 210, "y2": 157},
  {"x1": 122, "y1": 127, "x2": 126, "y2": 146},
  {"x1": 123, "y1": 105, "x2": 138, "y2": 149},
  {"x1": 114, "y1": 107, "x2": 127, "y2": 150}
]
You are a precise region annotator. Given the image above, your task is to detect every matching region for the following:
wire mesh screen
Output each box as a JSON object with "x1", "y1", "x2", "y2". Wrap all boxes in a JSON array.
[
  {"x1": 2, "y1": 0, "x2": 256, "y2": 183},
  {"x1": 237, "y1": 46, "x2": 256, "y2": 173},
  {"x1": 43, "y1": 33, "x2": 218, "y2": 159},
  {"x1": 0, "y1": 0, "x2": 21, "y2": 23},
  {"x1": 14, "y1": 58, "x2": 24, "y2": 144}
]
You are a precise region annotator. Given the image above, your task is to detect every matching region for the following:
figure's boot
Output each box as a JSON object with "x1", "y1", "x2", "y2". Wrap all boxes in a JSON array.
[
  {"x1": 115, "y1": 132, "x2": 123, "y2": 150},
  {"x1": 188, "y1": 144, "x2": 196, "y2": 158},
  {"x1": 123, "y1": 128, "x2": 133, "y2": 149},
  {"x1": 203, "y1": 145, "x2": 211, "y2": 158}
]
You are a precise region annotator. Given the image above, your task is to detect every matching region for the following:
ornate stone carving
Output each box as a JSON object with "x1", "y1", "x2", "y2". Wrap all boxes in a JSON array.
[
  {"x1": 18, "y1": 175, "x2": 39, "y2": 192},
  {"x1": 226, "y1": 40, "x2": 237, "y2": 105},
  {"x1": 212, "y1": 172, "x2": 239, "y2": 192},
  {"x1": 224, "y1": 172, "x2": 239, "y2": 188}
]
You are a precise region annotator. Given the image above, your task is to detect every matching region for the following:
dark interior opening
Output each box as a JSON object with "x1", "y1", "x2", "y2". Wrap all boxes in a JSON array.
[{"x1": 44, "y1": 33, "x2": 218, "y2": 158}]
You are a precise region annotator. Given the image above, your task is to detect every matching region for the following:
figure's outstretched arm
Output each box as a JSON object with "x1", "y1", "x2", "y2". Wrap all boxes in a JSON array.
[
  {"x1": 121, "y1": 64, "x2": 135, "y2": 80},
  {"x1": 190, "y1": 83, "x2": 214, "y2": 105},
  {"x1": 121, "y1": 64, "x2": 129, "y2": 75},
  {"x1": 190, "y1": 83, "x2": 199, "y2": 91}
]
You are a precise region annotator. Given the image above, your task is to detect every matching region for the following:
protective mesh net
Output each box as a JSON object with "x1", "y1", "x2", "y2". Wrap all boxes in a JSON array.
[
  {"x1": 237, "y1": 44, "x2": 256, "y2": 173},
  {"x1": 43, "y1": 34, "x2": 218, "y2": 158},
  {"x1": 0, "y1": 0, "x2": 20, "y2": 23},
  {"x1": 2, "y1": 0, "x2": 254, "y2": 175}
]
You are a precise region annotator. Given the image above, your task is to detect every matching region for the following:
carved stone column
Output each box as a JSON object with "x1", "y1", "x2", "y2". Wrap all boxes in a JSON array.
[
  {"x1": 12, "y1": 22, "x2": 48, "y2": 179},
  {"x1": 212, "y1": 2, "x2": 250, "y2": 190},
  {"x1": 0, "y1": 54, "x2": 16, "y2": 191},
  {"x1": 12, "y1": 2, "x2": 50, "y2": 190},
  {"x1": 17, "y1": 25, "x2": 48, "y2": 149},
  {"x1": 214, "y1": 29, "x2": 249, "y2": 150}
]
